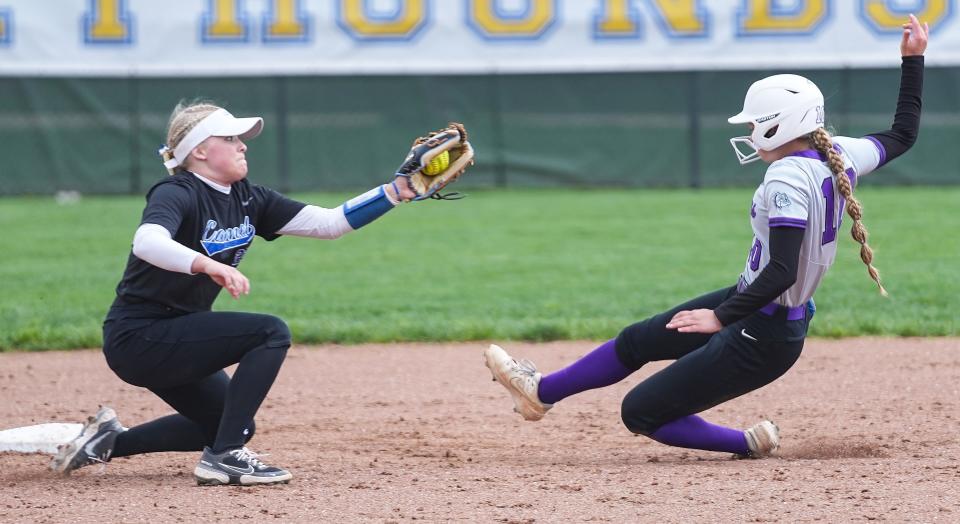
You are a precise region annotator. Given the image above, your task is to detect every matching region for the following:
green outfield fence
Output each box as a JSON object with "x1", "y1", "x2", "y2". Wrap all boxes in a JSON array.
[{"x1": 1, "y1": 67, "x2": 958, "y2": 196}]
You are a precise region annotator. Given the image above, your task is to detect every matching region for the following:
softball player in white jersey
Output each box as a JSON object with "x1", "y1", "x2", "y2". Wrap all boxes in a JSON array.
[
  {"x1": 740, "y1": 133, "x2": 889, "y2": 308},
  {"x1": 485, "y1": 15, "x2": 928, "y2": 458}
]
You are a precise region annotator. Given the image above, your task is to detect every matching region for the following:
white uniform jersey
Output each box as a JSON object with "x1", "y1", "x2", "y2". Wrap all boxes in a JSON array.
[{"x1": 740, "y1": 136, "x2": 882, "y2": 307}]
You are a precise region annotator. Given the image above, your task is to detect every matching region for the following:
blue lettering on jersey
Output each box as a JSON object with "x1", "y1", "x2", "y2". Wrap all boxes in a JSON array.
[{"x1": 201, "y1": 216, "x2": 256, "y2": 256}]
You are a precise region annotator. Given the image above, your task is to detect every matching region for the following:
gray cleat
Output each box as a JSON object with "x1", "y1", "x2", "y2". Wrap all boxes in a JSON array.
[
  {"x1": 50, "y1": 406, "x2": 124, "y2": 474},
  {"x1": 194, "y1": 446, "x2": 292, "y2": 486}
]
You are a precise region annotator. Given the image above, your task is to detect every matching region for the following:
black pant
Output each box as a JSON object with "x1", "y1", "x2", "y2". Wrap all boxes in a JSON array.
[
  {"x1": 102, "y1": 310, "x2": 290, "y2": 456},
  {"x1": 615, "y1": 287, "x2": 808, "y2": 435}
]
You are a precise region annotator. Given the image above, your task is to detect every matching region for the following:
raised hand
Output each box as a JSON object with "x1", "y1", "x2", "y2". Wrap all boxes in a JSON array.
[{"x1": 901, "y1": 14, "x2": 929, "y2": 57}]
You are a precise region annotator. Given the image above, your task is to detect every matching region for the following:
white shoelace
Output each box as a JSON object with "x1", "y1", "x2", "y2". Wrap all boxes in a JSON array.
[{"x1": 230, "y1": 447, "x2": 269, "y2": 469}]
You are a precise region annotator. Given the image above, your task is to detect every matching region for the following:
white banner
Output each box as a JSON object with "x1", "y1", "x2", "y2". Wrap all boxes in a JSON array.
[{"x1": 0, "y1": 0, "x2": 956, "y2": 76}]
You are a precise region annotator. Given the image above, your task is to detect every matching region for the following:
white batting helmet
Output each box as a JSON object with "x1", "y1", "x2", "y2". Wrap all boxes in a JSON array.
[{"x1": 727, "y1": 74, "x2": 825, "y2": 164}]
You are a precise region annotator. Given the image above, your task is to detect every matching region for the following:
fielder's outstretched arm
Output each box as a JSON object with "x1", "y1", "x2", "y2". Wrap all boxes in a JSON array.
[{"x1": 277, "y1": 181, "x2": 407, "y2": 239}]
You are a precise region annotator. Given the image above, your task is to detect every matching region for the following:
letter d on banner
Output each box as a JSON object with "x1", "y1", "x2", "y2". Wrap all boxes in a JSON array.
[
  {"x1": 469, "y1": 0, "x2": 556, "y2": 40},
  {"x1": 737, "y1": 0, "x2": 828, "y2": 36},
  {"x1": 338, "y1": 0, "x2": 427, "y2": 41}
]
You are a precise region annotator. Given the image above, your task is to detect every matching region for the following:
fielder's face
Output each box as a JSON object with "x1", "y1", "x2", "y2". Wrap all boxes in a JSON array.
[{"x1": 200, "y1": 135, "x2": 249, "y2": 183}]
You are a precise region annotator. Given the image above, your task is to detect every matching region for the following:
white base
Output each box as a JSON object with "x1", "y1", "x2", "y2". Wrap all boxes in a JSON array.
[{"x1": 0, "y1": 423, "x2": 84, "y2": 454}]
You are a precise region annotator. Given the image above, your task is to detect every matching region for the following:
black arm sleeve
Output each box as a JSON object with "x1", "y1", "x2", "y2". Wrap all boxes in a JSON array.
[
  {"x1": 866, "y1": 55, "x2": 924, "y2": 165},
  {"x1": 713, "y1": 227, "x2": 805, "y2": 326}
]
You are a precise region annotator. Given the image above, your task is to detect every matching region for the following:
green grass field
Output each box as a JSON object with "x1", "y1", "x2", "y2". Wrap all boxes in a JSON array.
[{"x1": 1, "y1": 187, "x2": 957, "y2": 350}]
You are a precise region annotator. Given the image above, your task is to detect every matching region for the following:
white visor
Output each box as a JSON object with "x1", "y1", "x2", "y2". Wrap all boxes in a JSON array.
[{"x1": 165, "y1": 108, "x2": 263, "y2": 169}]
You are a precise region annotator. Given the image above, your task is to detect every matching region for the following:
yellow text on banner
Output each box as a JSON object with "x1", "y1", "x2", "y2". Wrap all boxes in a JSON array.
[
  {"x1": 203, "y1": 0, "x2": 247, "y2": 40},
  {"x1": 84, "y1": 0, "x2": 132, "y2": 42},
  {"x1": 339, "y1": 0, "x2": 426, "y2": 40},
  {"x1": 649, "y1": 0, "x2": 707, "y2": 36},
  {"x1": 265, "y1": 0, "x2": 308, "y2": 40},
  {"x1": 595, "y1": 0, "x2": 707, "y2": 38},
  {"x1": 470, "y1": 0, "x2": 555, "y2": 39},
  {"x1": 862, "y1": 0, "x2": 950, "y2": 33},
  {"x1": 739, "y1": 0, "x2": 827, "y2": 34},
  {"x1": 594, "y1": 0, "x2": 639, "y2": 36}
]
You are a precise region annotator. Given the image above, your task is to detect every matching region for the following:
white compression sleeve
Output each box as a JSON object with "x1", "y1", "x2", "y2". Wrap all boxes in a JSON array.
[
  {"x1": 276, "y1": 205, "x2": 354, "y2": 239},
  {"x1": 132, "y1": 223, "x2": 201, "y2": 274}
]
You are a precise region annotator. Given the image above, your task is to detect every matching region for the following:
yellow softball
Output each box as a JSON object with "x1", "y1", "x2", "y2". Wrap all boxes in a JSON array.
[{"x1": 423, "y1": 150, "x2": 450, "y2": 176}]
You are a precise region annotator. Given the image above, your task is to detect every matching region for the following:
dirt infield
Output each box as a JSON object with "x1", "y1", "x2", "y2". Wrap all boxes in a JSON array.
[{"x1": 1, "y1": 338, "x2": 958, "y2": 522}]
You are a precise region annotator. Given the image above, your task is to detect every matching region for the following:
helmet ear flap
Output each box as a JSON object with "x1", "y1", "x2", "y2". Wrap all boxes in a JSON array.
[{"x1": 749, "y1": 118, "x2": 781, "y2": 152}]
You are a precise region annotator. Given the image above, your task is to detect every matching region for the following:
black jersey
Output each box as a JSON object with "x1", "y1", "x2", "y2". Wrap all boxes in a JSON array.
[{"x1": 108, "y1": 173, "x2": 305, "y2": 318}]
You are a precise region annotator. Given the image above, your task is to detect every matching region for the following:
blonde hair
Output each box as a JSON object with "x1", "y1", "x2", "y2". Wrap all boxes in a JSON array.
[
  {"x1": 809, "y1": 127, "x2": 887, "y2": 296},
  {"x1": 161, "y1": 100, "x2": 220, "y2": 175}
]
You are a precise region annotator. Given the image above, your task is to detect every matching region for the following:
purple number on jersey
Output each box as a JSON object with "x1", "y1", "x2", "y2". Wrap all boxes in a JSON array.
[
  {"x1": 820, "y1": 176, "x2": 847, "y2": 246},
  {"x1": 748, "y1": 238, "x2": 762, "y2": 271},
  {"x1": 820, "y1": 178, "x2": 837, "y2": 245}
]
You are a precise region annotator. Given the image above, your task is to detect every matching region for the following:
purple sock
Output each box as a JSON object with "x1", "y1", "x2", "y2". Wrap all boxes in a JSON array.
[
  {"x1": 537, "y1": 339, "x2": 633, "y2": 405},
  {"x1": 649, "y1": 415, "x2": 749, "y2": 454}
]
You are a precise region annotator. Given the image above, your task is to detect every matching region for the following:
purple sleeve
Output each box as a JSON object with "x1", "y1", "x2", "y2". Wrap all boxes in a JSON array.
[
  {"x1": 865, "y1": 136, "x2": 888, "y2": 167},
  {"x1": 768, "y1": 217, "x2": 807, "y2": 229}
]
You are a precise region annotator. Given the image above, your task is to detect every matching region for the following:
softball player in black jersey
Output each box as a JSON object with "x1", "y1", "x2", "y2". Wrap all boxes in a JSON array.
[
  {"x1": 51, "y1": 101, "x2": 430, "y2": 486},
  {"x1": 485, "y1": 16, "x2": 928, "y2": 458}
]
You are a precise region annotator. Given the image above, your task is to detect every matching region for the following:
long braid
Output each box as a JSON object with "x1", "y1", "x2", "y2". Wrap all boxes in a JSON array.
[{"x1": 809, "y1": 127, "x2": 887, "y2": 296}]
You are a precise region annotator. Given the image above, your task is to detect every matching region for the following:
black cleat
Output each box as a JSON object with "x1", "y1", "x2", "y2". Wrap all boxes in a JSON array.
[
  {"x1": 50, "y1": 406, "x2": 124, "y2": 474},
  {"x1": 194, "y1": 446, "x2": 292, "y2": 486}
]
